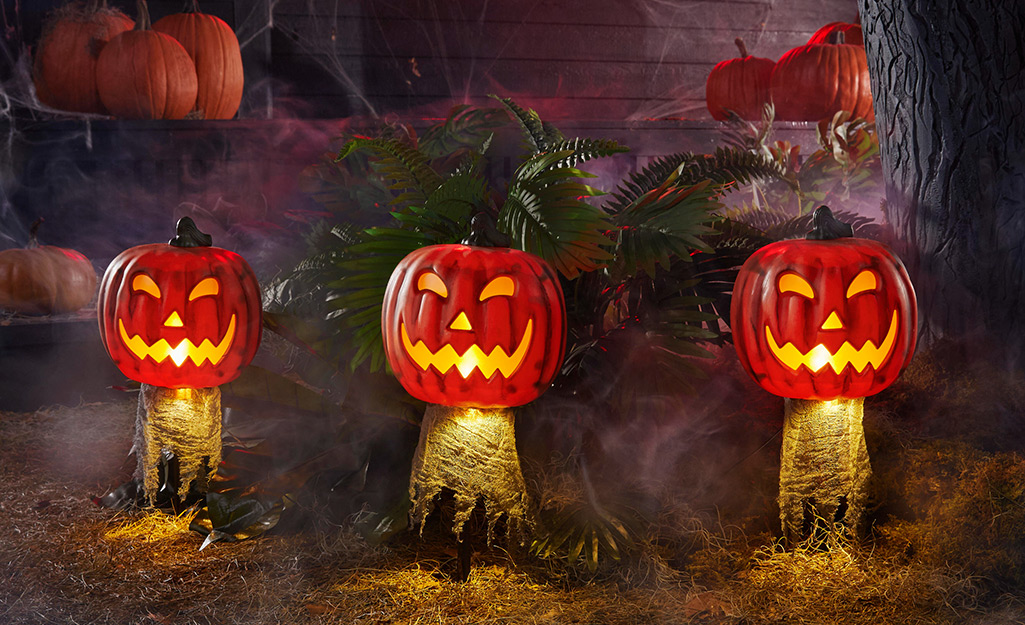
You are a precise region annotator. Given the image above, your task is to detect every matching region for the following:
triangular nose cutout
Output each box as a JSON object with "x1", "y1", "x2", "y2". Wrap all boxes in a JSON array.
[
  {"x1": 820, "y1": 311, "x2": 844, "y2": 330},
  {"x1": 449, "y1": 311, "x2": 473, "y2": 331},
  {"x1": 164, "y1": 311, "x2": 184, "y2": 327}
]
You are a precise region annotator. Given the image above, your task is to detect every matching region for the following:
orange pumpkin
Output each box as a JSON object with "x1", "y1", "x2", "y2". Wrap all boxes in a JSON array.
[
  {"x1": 705, "y1": 38, "x2": 775, "y2": 121},
  {"x1": 808, "y1": 21, "x2": 864, "y2": 46},
  {"x1": 33, "y1": 0, "x2": 134, "y2": 114},
  {"x1": 95, "y1": 0, "x2": 198, "y2": 120},
  {"x1": 770, "y1": 31, "x2": 874, "y2": 122},
  {"x1": 0, "y1": 220, "x2": 96, "y2": 315},
  {"x1": 731, "y1": 207, "x2": 916, "y2": 400},
  {"x1": 153, "y1": 0, "x2": 244, "y2": 120},
  {"x1": 97, "y1": 217, "x2": 262, "y2": 389},
  {"x1": 382, "y1": 244, "x2": 566, "y2": 409}
]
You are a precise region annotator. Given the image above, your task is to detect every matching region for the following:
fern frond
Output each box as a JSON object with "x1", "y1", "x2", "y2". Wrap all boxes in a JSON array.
[
  {"x1": 607, "y1": 148, "x2": 784, "y2": 214},
  {"x1": 547, "y1": 137, "x2": 629, "y2": 169},
  {"x1": 491, "y1": 95, "x2": 562, "y2": 153},
  {"x1": 418, "y1": 104, "x2": 510, "y2": 159},
  {"x1": 337, "y1": 136, "x2": 444, "y2": 211},
  {"x1": 500, "y1": 151, "x2": 614, "y2": 278},
  {"x1": 613, "y1": 177, "x2": 722, "y2": 278}
]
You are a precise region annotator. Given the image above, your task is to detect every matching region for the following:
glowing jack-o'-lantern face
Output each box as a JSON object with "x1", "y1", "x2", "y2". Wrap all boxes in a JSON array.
[
  {"x1": 731, "y1": 236, "x2": 916, "y2": 400},
  {"x1": 382, "y1": 244, "x2": 566, "y2": 408},
  {"x1": 98, "y1": 218, "x2": 262, "y2": 389}
]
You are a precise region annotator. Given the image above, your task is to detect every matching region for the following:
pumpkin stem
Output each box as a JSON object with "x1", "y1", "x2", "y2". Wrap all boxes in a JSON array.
[
  {"x1": 27, "y1": 217, "x2": 44, "y2": 249},
  {"x1": 135, "y1": 0, "x2": 152, "y2": 30},
  {"x1": 806, "y1": 205, "x2": 854, "y2": 240},
  {"x1": 830, "y1": 30, "x2": 846, "y2": 45},
  {"x1": 169, "y1": 216, "x2": 213, "y2": 248},
  {"x1": 182, "y1": 0, "x2": 201, "y2": 13},
  {"x1": 734, "y1": 37, "x2": 749, "y2": 58},
  {"x1": 461, "y1": 213, "x2": 510, "y2": 248}
]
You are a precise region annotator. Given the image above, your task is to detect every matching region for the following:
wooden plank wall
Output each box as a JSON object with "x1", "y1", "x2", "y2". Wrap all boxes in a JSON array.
[{"x1": 270, "y1": 0, "x2": 861, "y2": 120}]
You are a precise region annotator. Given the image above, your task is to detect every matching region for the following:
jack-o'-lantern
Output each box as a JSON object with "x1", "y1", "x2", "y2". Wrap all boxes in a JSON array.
[
  {"x1": 731, "y1": 207, "x2": 916, "y2": 400},
  {"x1": 97, "y1": 217, "x2": 261, "y2": 389},
  {"x1": 381, "y1": 244, "x2": 566, "y2": 408}
]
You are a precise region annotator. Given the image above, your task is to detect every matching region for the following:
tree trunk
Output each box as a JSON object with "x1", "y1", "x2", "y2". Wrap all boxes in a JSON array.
[{"x1": 858, "y1": 0, "x2": 1025, "y2": 366}]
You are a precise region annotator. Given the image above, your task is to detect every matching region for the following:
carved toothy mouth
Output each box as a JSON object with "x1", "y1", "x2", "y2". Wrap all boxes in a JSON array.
[
  {"x1": 118, "y1": 315, "x2": 236, "y2": 367},
  {"x1": 765, "y1": 311, "x2": 898, "y2": 374},
  {"x1": 400, "y1": 320, "x2": 533, "y2": 379}
]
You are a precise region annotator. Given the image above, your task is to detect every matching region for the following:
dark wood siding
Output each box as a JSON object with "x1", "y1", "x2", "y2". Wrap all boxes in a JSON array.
[{"x1": 269, "y1": 0, "x2": 860, "y2": 119}]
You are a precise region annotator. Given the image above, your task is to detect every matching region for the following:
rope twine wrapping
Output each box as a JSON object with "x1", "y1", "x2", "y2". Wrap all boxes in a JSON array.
[
  {"x1": 779, "y1": 397, "x2": 870, "y2": 542},
  {"x1": 409, "y1": 404, "x2": 533, "y2": 544},
  {"x1": 134, "y1": 384, "x2": 222, "y2": 503}
]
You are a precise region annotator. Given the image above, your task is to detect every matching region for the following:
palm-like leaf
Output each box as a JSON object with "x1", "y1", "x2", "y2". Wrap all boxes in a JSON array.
[
  {"x1": 491, "y1": 95, "x2": 564, "y2": 153},
  {"x1": 613, "y1": 177, "x2": 722, "y2": 278},
  {"x1": 337, "y1": 136, "x2": 444, "y2": 211},
  {"x1": 418, "y1": 104, "x2": 510, "y2": 159},
  {"x1": 608, "y1": 148, "x2": 784, "y2": 215},
  {"x1": 500, "y1": 150, "x2": 614, "y2": 278}
]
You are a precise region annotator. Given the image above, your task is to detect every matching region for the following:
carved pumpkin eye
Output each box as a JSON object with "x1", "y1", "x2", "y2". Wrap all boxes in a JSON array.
[
  {"x1": 845, "y1": 270, "x2": 877, "y2": 298},
  {"x1": 417, "y1": 272, "x2": 448, "y2": 298},
  {"x1": 132, "y1": 274, "x2": 161, "y2": 299},
  {"x1": 189, "y1": 277, "x2": 220, "y2": 301},
  {"x1": 778, "y1": 273, "x2": 814, "y2": 298},
  {"x1": 480, "y1": 276, "x2": 515, "y2": 301}
]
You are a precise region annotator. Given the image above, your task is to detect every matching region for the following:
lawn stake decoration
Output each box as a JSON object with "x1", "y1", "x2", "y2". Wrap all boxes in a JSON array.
[
  {"x1": 731, "y1": 206, "x2": 916, "y2": 541},
  {"x1": 382, "y1": 227, "x2": 566, "y2": 546},
  {"x1": 98, "y1": 217, "x2": 261, "y2": 503}
]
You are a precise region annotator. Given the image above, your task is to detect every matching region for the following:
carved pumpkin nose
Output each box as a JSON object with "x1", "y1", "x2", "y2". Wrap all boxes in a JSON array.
[
  {"x1": 820, "y1": 311, "x2": 844, "y2": 330},
  {"x1": 449, "y1": 311, "x2": 473, "y2": 331},
  {"x1": 164, "y1": 311, "x2": 185, "y2": 327}
]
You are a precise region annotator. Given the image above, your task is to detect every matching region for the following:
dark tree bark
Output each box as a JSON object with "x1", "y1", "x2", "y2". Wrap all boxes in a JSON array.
[{"x1": 858, "y1": 0, "x2": 1025, "y2": 366}]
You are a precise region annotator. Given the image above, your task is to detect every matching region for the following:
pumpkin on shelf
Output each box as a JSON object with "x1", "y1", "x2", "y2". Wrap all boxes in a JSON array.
[
  {"x1": 807, "y1": 21, "x2": 864, "y2": 46},
  {"x1": 705, "y1": 37, "x2": 775, "y2": 122},
  {"x1": 770, "y1": 31, "x2": 874, "y2": 122},
  {"x1": 95, "y1": 0, "x2": 198, "y2": 120},
  {"x1": 0, "y1": 218, "x2": 97, "y2": 316},
  {"x1": 33, "y1": 0, "x2": 134, "y2": 115},
  {"x1": 153, "y1": 0, "x2": 244, "y2": 120}
]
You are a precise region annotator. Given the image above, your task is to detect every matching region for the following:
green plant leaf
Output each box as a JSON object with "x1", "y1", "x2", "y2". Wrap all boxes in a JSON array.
[
  {"x1": 500, "y1": 151, "x2": 614, "y2": 278},
  {"x1": 337, "y1": 136, "x2": 444, "y2": 212},
  {"x1": 613, "y1": 177, "x2": 722, "y2": 278},
  {"x1": 418, "y1": 104, "x2": 510, "y2": 159}
]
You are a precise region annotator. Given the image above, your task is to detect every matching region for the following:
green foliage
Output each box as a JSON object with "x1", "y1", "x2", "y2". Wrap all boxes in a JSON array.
[
  {"x1": 500, "y1": 150, "x2": 614, "y2": 278},
  {"x1": 724, "y1": 108, "x2": 881, "y2": 216},
  {"x1": 263, "y1": 98, "x2": 796, "y2": 565}
]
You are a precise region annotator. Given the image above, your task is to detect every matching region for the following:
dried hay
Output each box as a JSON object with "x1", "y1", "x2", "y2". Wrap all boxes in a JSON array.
[{"x1": 3, "y1": 337, "x2": 1025, "y2": 624}]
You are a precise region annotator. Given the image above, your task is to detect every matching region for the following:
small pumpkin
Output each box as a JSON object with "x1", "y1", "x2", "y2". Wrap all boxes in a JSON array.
[
  {"x1": 97, "y1": 217, "x2": 262, "y2": 389},
  {"x1": 807, "y1": 21, "x2": 864, "y2": 46},
  {"x1": 770, "y1": 31, "x2": 874, "y2": 122},
  {"x1": 95, "y1": 0, "x2": 198, "y2": 120},
  {"x1": 0, "y1": 219, "x2": 97, "y2": 315},
  {"x1": 730, "y1": 207, "x2": 916, "y2": 400},
  {"x1": 381, "y1": 243, "x2": 566, "y2": 409},
  {"x1": 153, "y1": 0, "x2": 244, "y2": 120},
  {"x1": 33, "y1": 0, "x2": 134, "y2": 114},
  {"x1": 705, "y1": 38, "x2": 775, "y2": 121}
]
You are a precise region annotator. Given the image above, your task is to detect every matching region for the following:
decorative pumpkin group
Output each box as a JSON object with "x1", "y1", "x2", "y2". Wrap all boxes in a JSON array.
[
  {"x1": 705, "y1": 20, "x2": 872, "y2": 122},
  {"x1": 35, "y1": 0, "x2": 243, "y2": 120}
]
